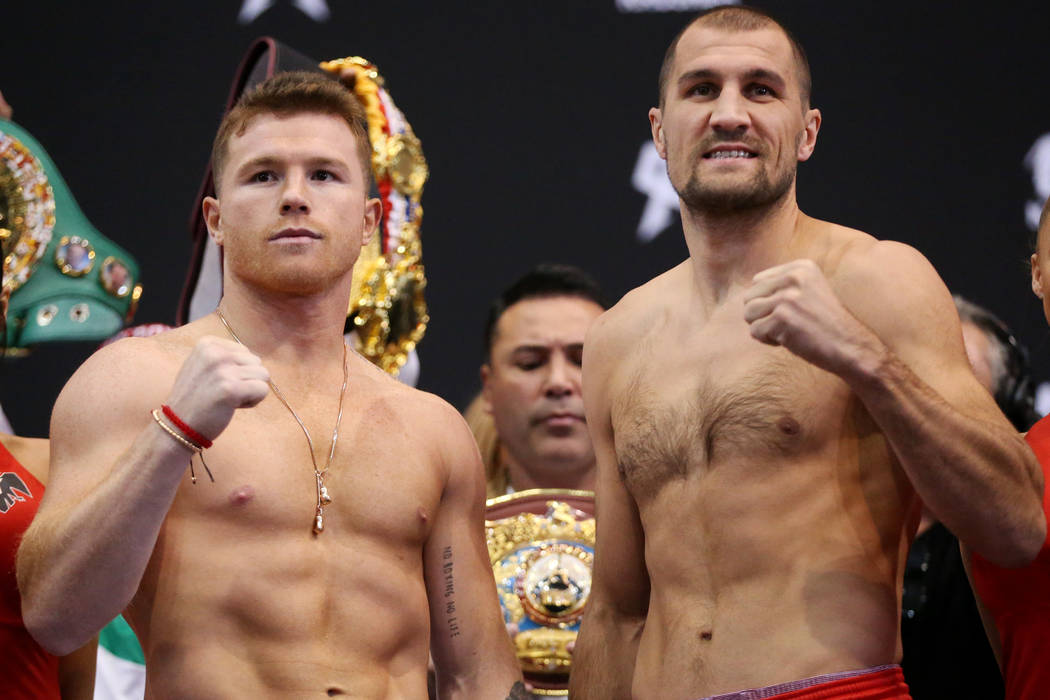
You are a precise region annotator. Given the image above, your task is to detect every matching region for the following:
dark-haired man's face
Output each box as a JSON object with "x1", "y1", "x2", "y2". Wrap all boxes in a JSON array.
[
  {"x1": 482, "y1": 296, "x2": 603, "y2": 484},
  {"x1": 650, "y1": 25, "x2": 820, "y2": 215}
]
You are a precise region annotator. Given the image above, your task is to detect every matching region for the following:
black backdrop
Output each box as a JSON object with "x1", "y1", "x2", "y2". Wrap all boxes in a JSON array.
[{"x1": 4, "y1": 0, "x2": 1050, "y2": 436}]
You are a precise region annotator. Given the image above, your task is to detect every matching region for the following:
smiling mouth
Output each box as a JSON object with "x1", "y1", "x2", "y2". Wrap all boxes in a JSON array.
[{"x1": 703, "y1": 149, "x2": 757, "y2": 159}]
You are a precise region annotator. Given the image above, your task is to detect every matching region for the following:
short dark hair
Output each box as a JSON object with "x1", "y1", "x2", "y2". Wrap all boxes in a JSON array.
[
  {"x1": 211, "y1": 71, "x2": 372, "y2": 193},
  {"x1": 483, "y1": 263, "x2": 607, "y2": 360},
  {"x1": 657, "y1": 4, "x2": 812, "y2": 109},
  {"x1": 954, "y1": 295, "x2": 1038, "y2": 432}
]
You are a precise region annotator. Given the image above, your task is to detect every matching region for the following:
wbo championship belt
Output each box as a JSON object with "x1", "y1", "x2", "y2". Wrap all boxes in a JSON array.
[
  {"x1": 1, "y1": 118, "x2": 141, "y2": 350},
  {"x1": 485, "y1": 489, "x2": 596, "y2": 696}
]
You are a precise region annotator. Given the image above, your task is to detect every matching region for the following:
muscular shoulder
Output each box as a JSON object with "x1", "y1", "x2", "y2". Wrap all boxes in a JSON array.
[
  {"x1": 812, "y1": 224, "x2": 959, "y2": 354},
  {"x1": 352, "y1": 359, "x2": 476, "y2": 457},
  {"x1": 586, "y1": 262, "x2": 686, "y2": 366},
  {"x1": 51, "y1": 327, "x2": 200, "y2": 434}
]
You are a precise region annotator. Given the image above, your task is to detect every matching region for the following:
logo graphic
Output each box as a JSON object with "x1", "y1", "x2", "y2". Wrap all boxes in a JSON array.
[
  {"x1": 0, "y1": 472, "x2": 32, "y2": 514},
  {"x1": 238, "y1": 0, "x2": 330, "y2": 24},
  {"x1": 1025, "y1": 132, "x2": 1050, "y2": 231},
  {"x1": 632, "y1": 141, "x2": 679, "y2": 242}
]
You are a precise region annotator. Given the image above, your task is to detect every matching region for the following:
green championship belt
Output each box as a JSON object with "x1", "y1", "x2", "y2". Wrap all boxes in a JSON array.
[{"x1": 1, "y1": 118, "x2": 141, "y2": 350}]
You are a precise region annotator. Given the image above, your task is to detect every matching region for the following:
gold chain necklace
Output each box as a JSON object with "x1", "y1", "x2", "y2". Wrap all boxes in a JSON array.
[{"x1": 215, "y1": 309, "x2": 348, "y2": 535}]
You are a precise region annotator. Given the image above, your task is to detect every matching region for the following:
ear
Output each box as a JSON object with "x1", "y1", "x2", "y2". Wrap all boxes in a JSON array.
[
  {"x1": 1032, "y1": 253, "x2": 1044, "y2": 299},
  {"x1": 360, "y1": 197, "x2": 382, "y2": 248},
  {"x1": 797, "y1": 108, "x2": 822, "y2": 162},
  {"x1": 480, "y1": 364, "x2": 495, "y2": 415},
  {"x1": 202, "y1": 196, "x2": 224, "y2": 246},
  {"x1": 649, "y1": 107, "x2": 668, "y2": 160}
]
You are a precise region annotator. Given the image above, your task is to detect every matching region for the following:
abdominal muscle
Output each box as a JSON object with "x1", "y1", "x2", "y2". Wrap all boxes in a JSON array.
[
  {"x1": 629, "y1": 447, "x2": 913, "y2": 700},
  {"x1": 128, "y1": 509, "x2": 432, "y2": 700}
]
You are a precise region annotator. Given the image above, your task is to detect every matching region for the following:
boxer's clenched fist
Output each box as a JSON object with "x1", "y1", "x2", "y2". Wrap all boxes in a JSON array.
[
  {"x1": 162, "y1": 336, "x2": 271, "y2": 442},
  {"x1": 742, "y1": 259, "x2": 881, "y2": 376}
]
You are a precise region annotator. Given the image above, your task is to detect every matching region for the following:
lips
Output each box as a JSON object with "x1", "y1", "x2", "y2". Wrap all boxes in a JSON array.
[
  {"x1": 534, "y1": 411, "x2": 585, "y2": 427},
  {"x1": 705, "y1": 149, "x2": 756, "y2": 159},
  {"x1": 269, "y1": 228, "x2": 322, "y2": 241},
  {"x1": 703, "y1": 145, "x2": 758, "y2": 159}
]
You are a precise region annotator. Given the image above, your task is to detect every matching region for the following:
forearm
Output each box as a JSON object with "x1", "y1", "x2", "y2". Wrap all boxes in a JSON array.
[
  {"x1": 18, "y1": 423, "x2": 191, "y2": 654},
  {"x1": 440, "y1": 675, "x2": 527, "y2": 700},
  {"x1": 851, "y1": 350, "x2": 1045, "y2": 566},
  {"x1": 58, "y1": 635, "x2": 98, "y2": 700},
  {"x1": 434, "y1": 616, "x2": 522, "y2": 700},
  {"x1": 569, "y1": 603, "x2": 644, "y2": 699}
]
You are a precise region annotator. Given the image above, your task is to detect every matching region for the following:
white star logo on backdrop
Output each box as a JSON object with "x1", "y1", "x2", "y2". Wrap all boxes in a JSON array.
[
  {"x1": 632, "y1": 141, "x2": 680, "y2": 242},
  {"x1": 1025, "y1": 132, "x2": 1050, "y2": 232},
  {"x1": 238, "y1": 0, "x2": 330, "y2": 24}
]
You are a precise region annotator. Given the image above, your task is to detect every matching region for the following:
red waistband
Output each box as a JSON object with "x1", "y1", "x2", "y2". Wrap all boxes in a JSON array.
[
  {"x1": 763, "y1": 667, "x2": 910, "y2": 700},
  {"x1": 702, "y1": 666, "x2": 911, "y2": 700}
]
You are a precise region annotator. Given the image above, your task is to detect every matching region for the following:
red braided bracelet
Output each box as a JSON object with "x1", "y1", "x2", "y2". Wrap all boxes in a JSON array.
[{"x1": 161, "y1": 405, "x2": 213, "y2": 449}]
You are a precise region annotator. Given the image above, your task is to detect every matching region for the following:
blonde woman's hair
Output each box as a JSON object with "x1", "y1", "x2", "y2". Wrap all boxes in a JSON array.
[{"x1": 463, "y1": 394, "x2": 507, "y2": 499}]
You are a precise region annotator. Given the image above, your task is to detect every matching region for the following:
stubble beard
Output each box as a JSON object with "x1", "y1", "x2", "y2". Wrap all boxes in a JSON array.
[{"x1": 671, "y1": 135, "x2": 799, "y2": 216}]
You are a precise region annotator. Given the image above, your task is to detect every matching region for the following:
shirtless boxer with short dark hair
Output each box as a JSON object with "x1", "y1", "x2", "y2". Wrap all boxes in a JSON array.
[
  {"x1": 18, "y1": 72, "x2": 525, "y2": 699},
  {"x1": 570, "y1": 6, "x2": 1045, "y2": 699}
]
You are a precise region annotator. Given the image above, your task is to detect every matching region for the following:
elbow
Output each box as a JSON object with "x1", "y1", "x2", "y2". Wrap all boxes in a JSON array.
[
  {"x1": 982, "y1": 509, "x2": 1047, "y2": 569},
  {"x1": 21, "y1": 597, "x2": 85, "y2": 657},
  {"x1": 1014, "y1": 508, "x2": 1048, "y2": 567}
]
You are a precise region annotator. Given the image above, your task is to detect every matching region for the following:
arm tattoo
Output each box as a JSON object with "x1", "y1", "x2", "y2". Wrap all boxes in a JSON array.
[
  {"x1": 441, "y1": 545, "x2": 460, "y2": 638},
  {"x1": 506, "y1": 681, "x2": 530, "y2": 699}
]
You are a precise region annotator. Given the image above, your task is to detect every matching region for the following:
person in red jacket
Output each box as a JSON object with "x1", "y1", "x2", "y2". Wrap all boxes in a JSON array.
[
  {"x1": 967, "y1": 195, "x2": 1050, "y2": 699},
  {"x1": 0, "y1": 284, "x2": 96, "y2": 699}
]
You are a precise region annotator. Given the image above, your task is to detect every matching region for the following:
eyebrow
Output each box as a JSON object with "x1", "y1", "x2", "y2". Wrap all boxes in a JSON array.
[
  {"x1": 234, "y1": 155, "x2": 351, "y2": 176},
  {"x1": 510, "y1": 342, "x2": 585, "y2": 354},
  {"x1": 677, "y1": 67, "x2": 787, "y2": 91}
]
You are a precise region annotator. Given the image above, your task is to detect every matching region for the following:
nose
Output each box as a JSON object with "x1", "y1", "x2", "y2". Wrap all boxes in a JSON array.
[
  {"x1": 544, "y1": 353, "x2": 579, "y2": 399},
  {"x1": 709, "y1": 88, "x2": 750, "y2": 134},
  {"x1": 280, "y1": 174, "x2": 310, "y2": 215}
]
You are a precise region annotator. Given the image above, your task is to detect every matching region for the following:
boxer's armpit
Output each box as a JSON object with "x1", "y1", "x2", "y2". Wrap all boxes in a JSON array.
[{"x1": 506, "y1": 681, "x2": 529, "y2": 699}]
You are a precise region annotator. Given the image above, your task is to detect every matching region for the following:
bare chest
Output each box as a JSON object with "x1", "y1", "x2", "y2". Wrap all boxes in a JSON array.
[
  {"x1": 610, "y1": 317, "x2": 849, "y2": 500},
  {"x1": 168, "y1": 397, "x2": 443, "y2": 545}
]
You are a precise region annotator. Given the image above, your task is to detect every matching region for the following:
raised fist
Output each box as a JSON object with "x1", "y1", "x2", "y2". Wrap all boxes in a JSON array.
[
  {"x1": 742, "y1": 259, "x2": 879, "y2": 376},
  {"x1": 162, "y1": 336, "x2": 271, "y2": 442}
]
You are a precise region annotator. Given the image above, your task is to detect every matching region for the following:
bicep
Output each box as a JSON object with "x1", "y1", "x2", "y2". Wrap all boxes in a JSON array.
[
  {"x1": 843, "y1": 242, "x2": 1008, "y2": 424},
  {"x1": 41, "y1": 343, "x2": 164, "y2": 511},
  {"x1": 423, "y1": 410, "x2": 511, "y2": 673}
]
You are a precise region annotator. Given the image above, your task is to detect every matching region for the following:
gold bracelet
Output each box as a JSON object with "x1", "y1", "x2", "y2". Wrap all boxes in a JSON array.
[
  {"x1": 150, "y1": 409, "x2": 214, "y2": 484},
  {"x1": 151, "y1": 409, "x2": 201, "y2": 452}
]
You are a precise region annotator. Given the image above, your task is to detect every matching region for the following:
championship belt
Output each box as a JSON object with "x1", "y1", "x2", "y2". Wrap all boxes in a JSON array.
[
  {"x1": 485, "y1": 489, "x2": 596, "y2": 696},
  {"x1": 179, "y1": 38, "x2": 428, "y2": 376},
  {"x1": 1, "y1": 117, "x2": 141, "y2": 350}
]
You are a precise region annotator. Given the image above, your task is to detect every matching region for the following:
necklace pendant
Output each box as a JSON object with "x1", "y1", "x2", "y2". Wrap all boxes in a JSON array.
[
  {"x1": 314, "y1": 512, "x2": 324, "y2": 534},
  {"x1": 319, "y1": 484, "x2": 332, "y2": 505}
]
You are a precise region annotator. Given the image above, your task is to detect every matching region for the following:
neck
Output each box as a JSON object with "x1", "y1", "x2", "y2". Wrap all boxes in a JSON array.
[
  {"x1": 681, "y1": 189, "x2": 806, "y2": 306},
  {"x1": 215, "y1": 278, "x2": 350, "y2": 366},
  {"x1": 503, "y1": 447, "x2": 596, "y2": 493}
]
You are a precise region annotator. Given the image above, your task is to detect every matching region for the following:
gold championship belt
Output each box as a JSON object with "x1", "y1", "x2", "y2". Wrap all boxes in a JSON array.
[
  {"x1": 179, "y1": 40, "x2": 427, "y2": 376},
  {"x1": 320, "y1": 57, "x2": 428, "y2": 374},
  {"x1": 485, "y1": 489, "x2": 596, "y2": 696}
]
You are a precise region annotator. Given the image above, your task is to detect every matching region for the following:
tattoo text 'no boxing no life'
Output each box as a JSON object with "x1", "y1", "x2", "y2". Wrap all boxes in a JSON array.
[{"x1": 442, "y1": 546, "x2": 460, "y2": 638}]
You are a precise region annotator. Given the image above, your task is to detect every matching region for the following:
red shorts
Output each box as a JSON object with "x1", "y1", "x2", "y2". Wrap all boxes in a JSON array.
[{"x1": 702, "y1": 666, "x2": 911, "y2": 700}]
